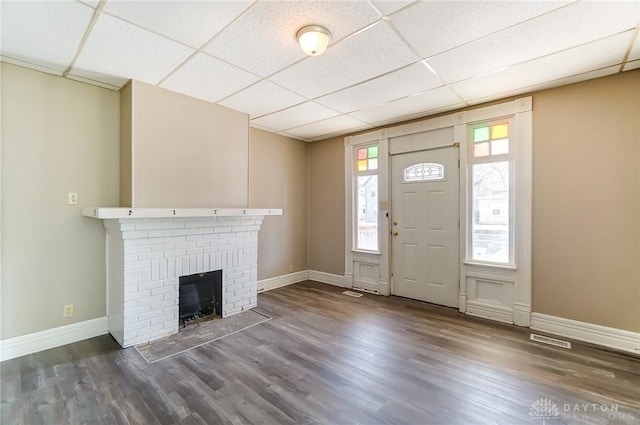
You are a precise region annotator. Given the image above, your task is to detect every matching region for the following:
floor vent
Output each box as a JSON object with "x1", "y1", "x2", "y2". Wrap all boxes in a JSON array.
[
  {"x1": 342, "y1": 290, "x2": 364, "y2": 298},
  {"x1": 530, "y1": 333, "x2": 572, "y2": 349}
]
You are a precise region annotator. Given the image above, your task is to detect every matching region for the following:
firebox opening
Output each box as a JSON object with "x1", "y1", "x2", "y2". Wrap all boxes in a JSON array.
[{"x1": 178, "y1": 270, "x2": 222, "y2": 327}]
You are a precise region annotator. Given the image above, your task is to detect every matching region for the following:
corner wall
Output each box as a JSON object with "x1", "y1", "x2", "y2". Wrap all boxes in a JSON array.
[
  {"x1": 1, "y1": 63, "x2": 120, "y2": 339},
  {"x1": 249, "y1": 128, "x2": 308, "y2": 280}
]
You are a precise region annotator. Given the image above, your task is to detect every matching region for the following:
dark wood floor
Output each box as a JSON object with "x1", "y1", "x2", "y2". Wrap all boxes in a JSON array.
[{"x1": 2, "y1": 281, "x2": 639, "y2": 425}]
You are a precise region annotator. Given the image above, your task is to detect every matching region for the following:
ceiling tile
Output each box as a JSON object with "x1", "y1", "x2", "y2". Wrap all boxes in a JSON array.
[
  {"x1": 349, "y1": 86, "x2": 463, "y2": 124},
  {"x1": 72, "y1": 14, "x2": 194, "y2": 85},
  {"x1": 428, "y1": 1, "x2": 639, "y2": 84},
  {"x1": 0, "y1": 1, "x2": 93, "y2": 72},
  {"x1": 370, "y1": 1, "x2": 416, "y2": 16},
  {"x1": 251, "y1": 102, "x2": 340, "y2": 131},
  {"x1": 271, "y1": 21, "x2": 419, "y2": 99},
  {"x1": 624, "y1": 60, "x2": 640, "y2": 72},
  {"x1": 452, "y1": 31, "x2": 633, "y2": 102},
  {"x1": 218, "y1": 80, "x2": 306, "y2": 118},
  {"x1": 315, "y1": 62, "x2": 443, "y2": 113},
  {"x1": 205, "y1": 0, "x2": 379, "y2": 77},
  {"x1": 468, "y1": 65, "x2": 621, "y2": 106},
  {"x1": 284, "y1": 115, "x2": 371, "y2": 140},
  {"x1": 160, "y1": 53, "x2": 260, "y2": 103},
  {"x1": 630, "y1": 33, "x2": 640, "y2": 61},
  {"x1": 391, "y1": 1, "x2": 569, "y2": 58},
  {"x1": 102, "y1": 1, "x2": 253, "y2": 49}
]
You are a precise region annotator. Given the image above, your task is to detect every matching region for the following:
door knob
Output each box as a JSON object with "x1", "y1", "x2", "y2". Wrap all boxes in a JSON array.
[{"x1": 392, "y1": 231, "x2": 398, "y2": 236}]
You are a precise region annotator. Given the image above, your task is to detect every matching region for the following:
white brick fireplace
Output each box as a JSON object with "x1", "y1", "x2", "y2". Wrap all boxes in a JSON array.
[{"x1": 83, "y1": 208, "x2": 282, "y2": 347}]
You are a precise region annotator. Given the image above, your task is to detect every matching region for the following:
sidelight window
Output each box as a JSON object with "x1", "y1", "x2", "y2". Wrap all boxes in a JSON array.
[{"x1": 355, "y1": 145, "x2": 379, "y2": 251}]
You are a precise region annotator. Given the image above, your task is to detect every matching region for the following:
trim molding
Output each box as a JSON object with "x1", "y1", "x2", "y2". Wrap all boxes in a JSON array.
[
  {"x1": 308, "y1": 270, "x2": 347, "y2": 288},
  {"x1": 530, "y1": 313, "x2": 640, "y2": 355},
  {"x1": 1, "y1": 317, "x2": 109, "y2": 362},
  {"x1": 257, "y1": 270, "x2": 309, "y2": 292}
]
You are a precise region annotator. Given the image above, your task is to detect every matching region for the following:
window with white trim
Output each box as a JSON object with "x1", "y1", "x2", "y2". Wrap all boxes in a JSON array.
[
  {"x1": 355, "y1": 144, "x2": 379, "y2": 251},
  {"x1": 468, "y1": 120, "x2": 513, "y2": 265}
]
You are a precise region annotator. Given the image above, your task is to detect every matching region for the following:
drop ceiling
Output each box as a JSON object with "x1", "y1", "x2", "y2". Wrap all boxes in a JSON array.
[{"x1": 1, "y1": 0, "x2": 638, "y2": 142}]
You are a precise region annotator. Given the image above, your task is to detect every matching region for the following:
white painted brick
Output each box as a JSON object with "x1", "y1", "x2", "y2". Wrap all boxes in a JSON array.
[
  {"x1": 163, "y1": 292, "x2": 176, "y2": 301},
  {"x1": 124, "y1": 305, "x2": 150, "y2": 318},
  {"x1": 137, "y1": 237, "x2": 165, "y2": 246},
  {"x1": 124, "y1": 245, "x2": 151, "y2": 255},
  {"x1": 202, "y1": 233, "x2": 219, "y2": 241},
  {"x1": 158, "y1": 259, "x2": 167, "y2": 279},
  {"x1": 151, "y1": 259, "x2": 159, "y2": 281},
  {"x1": 127, "y1": 319, "x2": 151, "y2": 331},
  {"x1": 162, "y1": 221, "x2": 185, "y2": 229},
  {"x1": 152, "y1": 300, "x2": 176, "y2": 311},
  {"x1": 187, "y1": 248, "x2": 203, "y2": 256},
  {"x1": 137, "y1": 309, "x2": 164, "y2": 321},
  {"x1": 185, "y1": 221, "x2": 207, "y2": 228},
  {"x1": 203, "y1": 254, "x2": 210, "y2": 271},
  {"x1": 175, "y1": 242, "x2": 197, "y2": 250},
  {"x1": 137, "y1": 294, "x2": 163, "y2": 306},
  {"x1": 126, "y1": 290, "x2": 150, "y2": 301},
  {"x1": 124, "y1": 261, "x2": 151, "y2": 271},
  {"x1": 164, "y1": 249, "x2": 186, "y2": 258},
  {"x1": 214, "y1": 227, "x2": 233, "y2": 234},
  {"x1": 186, "y1": 234, "x2": 204, "y2": 242},
  {"x1": 151, "y1": 243, "x2": 176, "y2": 253},
  {"x1": 172, "y1": 228, "x2": 195, "y2": 236},
  {"x1": 138, "y1": 252, "x2": 164, "y2": 261},
  {"x1": 139, "y1": 280, "x2": 163, "y2": 291},
  {"x1": 120, "y1": 223, "x2": 136, "y2": 231},
  {"x1": 124, "y1": 253, "x2": 138, "y2": 262},
  {"x1": 123, "y1": 239, "x2": 138, "y2": 247},
  {"x1": 146, "y1": 323, "x2": 165, "y2": 334},
  {"x1": 123, "y1": 230, "x2": 148, "y2": 239},
  {"x1": 148, "y1": 229, "x2": 173, "y2": 238},
  {"x1": 123, "y1": 300, "x2": 138, "y2": 311},
  {"x1": 164, "y1": 306, "x2": 178, "y2": 316},
  {"x1": 136, "y1": 222, "x2": 164, "y2": 231},
  {"x1": 163, "y1": 236, "x2": 186, "y2": 244},
  {"x1": 136, "y1": 268, "x2": 152, "y2": 277},
  {"x1": 151, "y1": 286, "x2": 174, "y2": 296},
  {"x1": 167, "y1": 258, "x2": 175, "y2": 277},
  {"x1": 124, "y1": 284, "x2": 139, "y2": 294}
]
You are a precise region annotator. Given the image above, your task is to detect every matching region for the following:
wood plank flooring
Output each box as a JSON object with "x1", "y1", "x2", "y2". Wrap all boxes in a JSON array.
[{"x1": 2, "y1": 281, "x2": 639, "y2": 424}]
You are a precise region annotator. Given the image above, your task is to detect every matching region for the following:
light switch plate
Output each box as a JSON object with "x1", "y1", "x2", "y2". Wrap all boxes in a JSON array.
[{"x1": 68, "y1": 192, "x2": 78, "y2": 205}]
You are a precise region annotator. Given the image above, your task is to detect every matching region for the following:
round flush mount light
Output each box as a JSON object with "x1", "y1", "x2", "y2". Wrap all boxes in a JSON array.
[{"x1": 296, "y1": 25, "x2": 332, "y2": 56}]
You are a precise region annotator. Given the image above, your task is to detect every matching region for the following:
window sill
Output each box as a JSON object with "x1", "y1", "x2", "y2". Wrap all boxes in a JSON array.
[
  {"x1": 463, "y1": 261, "x2": 517, "y2": 271},
  {"x1": 352, "y1": 249, "x2": 381, "y2": 255}
]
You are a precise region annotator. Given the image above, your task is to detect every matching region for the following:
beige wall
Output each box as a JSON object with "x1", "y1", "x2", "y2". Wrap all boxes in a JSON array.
[
  {"x1": 128, "y1": 81, "x2": 249, "y2": 208},
  {"x1": 249, "y1": 128, "x2": 308, "y2": 280},
  {"x1": 532, "y1": 71, "x2": 640, "y2": 332},
  {"x1": 308, "y1": 136, "x2": 345, "y2": 275},
  {"x1": 307, "y1": 70, "x2": 639, "y2": 333},
  {"x1": 1, "y1": 63, "x2": 120, "y2": 339}
]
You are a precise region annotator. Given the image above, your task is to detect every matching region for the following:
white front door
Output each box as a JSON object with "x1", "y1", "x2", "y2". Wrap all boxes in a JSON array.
[{"x1": 391, "y1": 147, "x2": 459, "y2": 307}]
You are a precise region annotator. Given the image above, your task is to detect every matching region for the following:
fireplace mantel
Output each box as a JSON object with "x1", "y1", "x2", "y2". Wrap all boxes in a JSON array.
[
  {"x1": 84, "y1": 207, "x2": 281, "y2": 347},
  {"x1": 82, "y1": 207, "x2": 282, "y2": 219}
]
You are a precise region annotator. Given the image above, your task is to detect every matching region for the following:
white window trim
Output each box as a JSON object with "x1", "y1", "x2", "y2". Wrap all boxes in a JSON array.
[{"x1": 344, "y1": 131, "x2": 389, "y2": 295}]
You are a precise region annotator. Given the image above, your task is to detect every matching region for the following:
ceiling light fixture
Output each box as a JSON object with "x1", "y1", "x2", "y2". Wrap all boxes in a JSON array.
[{"x1": 296, "y1": 25, "x2": 332, "y2": 56}]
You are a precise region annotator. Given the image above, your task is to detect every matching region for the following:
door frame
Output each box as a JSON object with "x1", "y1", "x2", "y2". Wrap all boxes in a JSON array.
[{"x1": 344, "y1": 97, "x2": 532, "y2": 326}]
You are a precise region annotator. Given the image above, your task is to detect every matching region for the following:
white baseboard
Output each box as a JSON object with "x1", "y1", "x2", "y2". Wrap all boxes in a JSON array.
[
  {"x1": 0, "y1": 317, "x2": 109, "y2": 362},
  {"x1": 530, "y1": 313, "x2": 640, "y2": 355},
  {"x1": 308, "y1": 270, "x2": 347, "y2": 288},
  {"x1": 257, "y1": 270, "x2": 309, "y2": 292}
]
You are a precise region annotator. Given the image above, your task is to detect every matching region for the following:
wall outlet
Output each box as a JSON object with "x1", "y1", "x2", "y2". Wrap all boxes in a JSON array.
[
  {"x1": 289, "y1": 264, "x2": 294, "y2": 272},
  {"x1": 68, "y1": 192, "x2": 78, "y2": 205},
  {"x1": 63, "y1": 304, "x2": 74, "y2": 318}
]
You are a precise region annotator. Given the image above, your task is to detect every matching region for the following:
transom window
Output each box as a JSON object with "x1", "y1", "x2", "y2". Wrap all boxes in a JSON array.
[
  {"x1": 357, "y1": 146, "x2": 378, "y2": 171},
  {"x1": 472, "y1": 123, "x2": 509, "y2": 157},
  {"x1": 403, "y1": 162, "x2": 444, "y2": 182}
]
